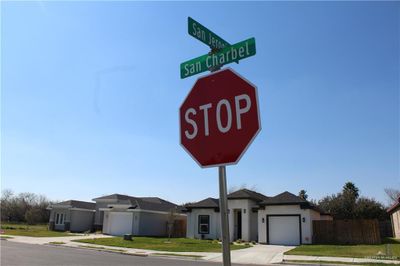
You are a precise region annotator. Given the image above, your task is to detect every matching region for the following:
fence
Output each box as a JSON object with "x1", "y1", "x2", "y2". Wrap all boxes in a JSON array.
[
  {"x1": 171, "y1": 219, "x2": 186, "y2": 238},
  {"x1": 313, "y1": 219, "x2": 381, "y2": 244},
  {"x1": 379, "y1": 220, "x2": 393, "y2": 238}
]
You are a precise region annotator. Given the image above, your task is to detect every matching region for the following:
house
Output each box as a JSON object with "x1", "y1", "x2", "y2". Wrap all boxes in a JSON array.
[
  {"x1": 47, "y1": 200, "x2": 95, "y2": 232},
  {"x1": 257, "y1": 191, "x2": 332, "y2": 245},
  {"x1": 185, "y1": 189, "x2": 267, "y2": 242},
  {"x1": 93, "y1": 194, "x2": 186, "y2": 236},
  {"x1": 388, "y1": 196, "x2": 400, "y2": 238},
  {"x1": 185, "y1": 197, "x2": 221, "y2": 240},
  {"x1": 185, "y1": 189, "x2": 332, "y2": 245}
]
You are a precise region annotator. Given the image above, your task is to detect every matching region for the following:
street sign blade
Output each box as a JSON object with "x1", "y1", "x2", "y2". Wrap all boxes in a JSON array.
[
  {"x1": 188, "y1": 17, "x2": 230, "y2": 50},
  {"x1": 188, "y1": 17, "x2": 239, "y2": 65},
  {"x1": 180, "y1": 37, "x2": 256, "y2": 79}
]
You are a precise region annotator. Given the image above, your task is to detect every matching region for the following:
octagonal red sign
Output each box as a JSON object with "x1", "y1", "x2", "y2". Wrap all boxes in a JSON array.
[{"x1": 180, "y1": 68, "x2": 261, "y2": 168}]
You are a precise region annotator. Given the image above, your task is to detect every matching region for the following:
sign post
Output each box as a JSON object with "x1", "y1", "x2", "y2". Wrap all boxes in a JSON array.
[
  {"x1": 180, "y1": 18, "x2": 260, "y2": 266},
  {"x1": 219, "y1": 165, "x2": 231, "y2": 266}
]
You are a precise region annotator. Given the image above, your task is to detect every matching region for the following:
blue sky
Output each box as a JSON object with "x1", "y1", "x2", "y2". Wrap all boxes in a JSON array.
[{"x1": 1, "y1": 1, "x2": 399, "y2": 206}]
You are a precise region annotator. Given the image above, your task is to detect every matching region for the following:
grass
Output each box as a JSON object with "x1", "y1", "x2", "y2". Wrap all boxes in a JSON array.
[
  {"x1": 284, "y1": 238, "x2": 400, "y2": 259},
  {"x1": 0, "y1": 235, "x2": 13, "y2": 239},
  {"x1": 1, "y1": 223, "x2": 78, "y2": 237},
  {"x1": 284, "y1": 260, "x2": 400, "y2": 266},
  {"x1": 78, "y1": 245, "x2": 127, "y2": 253},
  {"x1": 73, "y1": 237, "x2": 250, "y2": 252},
  {"x1": 153, "y1": 253, "x2": 204, "y2": 258}
]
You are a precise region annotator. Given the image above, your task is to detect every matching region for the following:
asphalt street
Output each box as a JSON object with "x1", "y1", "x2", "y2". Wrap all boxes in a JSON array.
[{"x1": 1, "y1": 240, "x2": 251, "y2": 266}]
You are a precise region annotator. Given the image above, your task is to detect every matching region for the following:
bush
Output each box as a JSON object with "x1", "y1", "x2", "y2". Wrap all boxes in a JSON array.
[{"x1": 25, "y1": 208, "x2": 42, "y2": 225}]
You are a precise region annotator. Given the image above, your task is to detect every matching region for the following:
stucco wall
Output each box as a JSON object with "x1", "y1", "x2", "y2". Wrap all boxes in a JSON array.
[
  {"x1": 94, "y1": 200, "x2": 116, "y2": 227},
  {"x1": 392, "y1": 209, "x2": 400, "y2": 238},
  {"x1": 228, "y1": 199, "x2": 258, "y2": 242},
  {"x1": 70, "y1": 210, "x2": 94, "y2": 232},
  {"x1": 137, "y1": 211, "x2": 169, "y2": 236},
  {"x1": 320, "y1": 214, "x2": 333, "y2": 221},
  {"x1": 258, "y1": 205, "x2": 313, "y2": 244},
  {"x1": 186, "y1": 209, "x2": 220, "y2": 240},
  {"x1": 250, "y1": 209, "x2": 258, "y2": 242},
  {"x1": 50, "y1": 208, "x2": 69, "y2": 231},
  {"x1": 132, "y1": 212, "x2": 140, "y2": 235}
]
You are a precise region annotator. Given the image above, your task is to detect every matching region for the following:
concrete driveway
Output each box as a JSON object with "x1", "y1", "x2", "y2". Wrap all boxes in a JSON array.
[{"x1": 208, "y1": 244, "x2": 295, "y2": 265}]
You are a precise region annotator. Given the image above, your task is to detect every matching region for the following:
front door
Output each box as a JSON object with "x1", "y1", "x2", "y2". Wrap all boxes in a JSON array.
[{"x1": 234, "y1": 209, "x2": 242, "y2": 240}]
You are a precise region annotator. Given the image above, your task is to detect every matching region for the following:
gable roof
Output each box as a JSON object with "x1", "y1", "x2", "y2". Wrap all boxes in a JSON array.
[
  {"x1": 51, "y1": 200, "x2": 95, "y2": 210},
  {"x1": 92, "y1": 194, "x2": 132, "y2": 201},
  {"x1": 93, "y1": 194, "x2": 180, "y2": 213},
  {"x1": 184, "y1": 197, "x2": 220, "y2": 209},
  {"x1": 227, "y1": 189, "x2": 269, "y2": 202},
  {"x1": 388, "y1": 197, "x2": 400, "y2": 214},
  {"x1": 134, "y1": 197, "x2": 180, "y2": 212},
  {"x1": 259, "y1": 191, "x2": 307, "y2": 205}
]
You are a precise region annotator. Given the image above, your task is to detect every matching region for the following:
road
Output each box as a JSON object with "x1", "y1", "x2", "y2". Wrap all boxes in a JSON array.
[{"x1": 1, "y1": 240, "x2": 252, "y2": 266}]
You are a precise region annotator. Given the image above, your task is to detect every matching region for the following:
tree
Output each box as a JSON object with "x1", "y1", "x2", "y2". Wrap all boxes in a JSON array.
[
  {"x1": 318, "y1": 182, "x2": 388, "y2": 220},
  {"x1": 1, "y1": 189, "x2": 53, "y2": 224},
  {"x1": 384, "y1": 188, "x2": 400, "y2": 206},
  {"x1": 298, "y1": 190, "x2": 308, "y2": 200},
  {"x1": 318, "y1": 193, "x2": 351, "y2": 219},
  {"x1": 355, "y1": 197, "x2": 389, "y2": 220},
  {"x1": 342, "y1": 182, "x2": 359, "y2": 199},
  {"x1": 228, "y1": 184, "x2": 258, "y2": 193},
  {"x1": 25, "y1": 208, "x2": 42, "y2": 225},
  {"x1": 166, "y1": 208, "x2": 177, "y2": 241}
]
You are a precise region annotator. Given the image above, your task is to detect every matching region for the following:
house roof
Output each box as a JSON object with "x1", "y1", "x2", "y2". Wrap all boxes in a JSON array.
[
  {"x1": 258, "y1": 191, "x2": 330, "y2": 215},
  {"x1": 184, "y1": 197, "x2": 220, "y2": 209},
  {"x1": 92, "y1": 194, "x2": 132, "y2": 201},
  {"x1": 51, "y1": 200, "x2": 95, "y2": 210},
  {"x1": 134, "y1": 197, "x2": 181, "y2": 212},
  {"x1": 94, "y1": 194, "x2": 181, "y2": 213},
  {"x1": 259, "y1": 191, "x2": 308, "y2": 206},
  {"x1": 227, "y1": 189, "x2": 269, "y2": 202},
  {"x1": 387, "y1": 197, "x2": 400, "y2": 214}
]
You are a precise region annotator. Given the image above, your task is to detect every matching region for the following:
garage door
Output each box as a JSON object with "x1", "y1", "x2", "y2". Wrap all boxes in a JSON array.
[
  {"x1": 108, "y1": 212, "x2": 133, "y2": 236},
  {"x1": 268, "y1": 215, "x2": 301, "y2": 246}
]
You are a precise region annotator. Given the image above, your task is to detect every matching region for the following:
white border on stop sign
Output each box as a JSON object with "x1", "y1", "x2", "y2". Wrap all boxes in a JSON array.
[{"x1": 179, "y1": 67, "x2": 262, "y2": 169}]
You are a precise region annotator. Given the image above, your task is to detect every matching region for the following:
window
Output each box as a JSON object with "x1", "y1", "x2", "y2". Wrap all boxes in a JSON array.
[
  {"x1": 198, "y1": 215, "x2": 210, "y2": 234},
  {"x1": 55, "y1": 213, "x2": 64, "y2": 225}
]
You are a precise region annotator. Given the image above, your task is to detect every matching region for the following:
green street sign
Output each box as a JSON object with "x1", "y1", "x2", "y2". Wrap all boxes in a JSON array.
[
  {"x1": 180, "y1": 37, "x2": 256, "y2": 79},
  {"x1": 188, "y1": 17, "x2": 230, "y2": 50}
]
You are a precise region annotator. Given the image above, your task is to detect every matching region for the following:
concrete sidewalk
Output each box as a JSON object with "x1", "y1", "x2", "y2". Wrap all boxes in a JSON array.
[
  {"x1": 3, "y1": 234, "x2": 293, "y2": 265},
  {"x1": 284, "y1": 254, "x2": 400, "y2": 265},
  {"x1": 2, "y1": 233, "x2": 112, "y2": 245}
]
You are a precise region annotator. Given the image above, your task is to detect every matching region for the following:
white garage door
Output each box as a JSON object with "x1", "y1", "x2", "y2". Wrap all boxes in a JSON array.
[
  {"x1": 108, "y1": 212, "x2": 133, "y2": 236},
  {"x1": 268, "y1": 215, "x2": 300, "y2": 246}
]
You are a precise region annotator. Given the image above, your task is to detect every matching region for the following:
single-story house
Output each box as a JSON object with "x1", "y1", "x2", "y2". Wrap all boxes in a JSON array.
[
  {"x1": 257, "y1": 191, "x2": 332, "y2": 245},
  {"x1": 185, "y1": 189, "x2": 332, "y2": 245},
  {"x1": 388, "y1": 196, "x2": 400, "y2": 238},
  {"x1": 93, "y1": 194, "x2": 186, "y2": 236},
  {"x1": 47, "y1": 200, "x2": 95, "y2": 232}
]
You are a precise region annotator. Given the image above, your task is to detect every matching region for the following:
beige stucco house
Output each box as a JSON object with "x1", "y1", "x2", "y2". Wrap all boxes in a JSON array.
[
  {"x1": 185, "y1": 189, "x2": 332, "y2": 245},
  {"x1": 388, "y1": 197, "x2": 400, "y2": 239}
]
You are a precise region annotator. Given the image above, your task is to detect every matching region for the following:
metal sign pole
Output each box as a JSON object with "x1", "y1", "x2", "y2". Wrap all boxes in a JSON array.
[{"x1": 218, "y1": 165, "x2": 231, "y2": 266}]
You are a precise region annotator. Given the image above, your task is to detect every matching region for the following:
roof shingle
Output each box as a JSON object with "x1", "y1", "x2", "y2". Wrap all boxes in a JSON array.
[
  {"x1": 227, "y1": 189, "x2": 269, "y2": 202},
  {"x1": 51, "y1": 200, "x2": 95, "y2": 210}
]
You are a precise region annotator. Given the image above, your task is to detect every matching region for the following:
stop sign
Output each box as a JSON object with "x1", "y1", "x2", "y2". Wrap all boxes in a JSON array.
[{"x1": 180, "y1": 68, "x2": 261, "y2": 168}]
